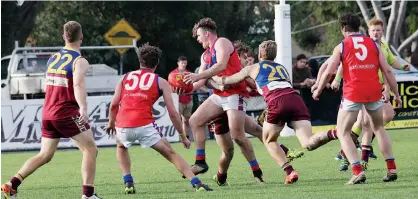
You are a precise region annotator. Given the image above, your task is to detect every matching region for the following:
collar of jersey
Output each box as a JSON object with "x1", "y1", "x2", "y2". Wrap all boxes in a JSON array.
[
  {"x1": 348, "y1": 33, "x2": 364, "y2": 37},
  {"x1": 63, "y1": 46, "x2": 77, "y2": 51}
]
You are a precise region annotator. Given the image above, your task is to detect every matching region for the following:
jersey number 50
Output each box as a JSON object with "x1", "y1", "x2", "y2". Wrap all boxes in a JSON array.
[
  {"x1": 124, "y1": 71, "x2": 156, "y2": 91},
  {"x1": 47, "y1": 53, "x2": 73, "y2": 75}
]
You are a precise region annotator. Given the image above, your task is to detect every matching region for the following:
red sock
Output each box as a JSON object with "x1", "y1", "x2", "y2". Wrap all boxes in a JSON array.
[
  {"x1": 340, "y1": 150, "x2": 346, "y2": 158},
  {"x1": 217, "y1": 171, "x2": 227, "y2": 184},
  {"x1": 385, "y1": 158, "x2": 396, "y2": 171},
  {"x1": 282, "y1": 162, "x2": 294, "y2": 176},
  {"x1": 82, "y1": 185, "x2": 94, "y2": 197},
  {"x1": 361, "y1": 145, "x2": 371, "y2": 162},
  {"x1": 9, "y1": 177, "x2": 21, "y2": 190},
  {"x1": 327, "y1": 129, "x2": 338, "y2": 140},
  {"x1": 352, "y1": 164, "x2": 363, "y2": 176}
]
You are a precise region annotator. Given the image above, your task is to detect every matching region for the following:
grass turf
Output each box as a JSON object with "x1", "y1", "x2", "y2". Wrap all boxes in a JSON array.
[{"x1": 2, "y1": 129, "x2": 418, "y2": 199}]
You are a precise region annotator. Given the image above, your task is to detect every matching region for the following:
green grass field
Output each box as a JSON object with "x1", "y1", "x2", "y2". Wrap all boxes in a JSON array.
[{"x1": 2, "y1": 129, "x2": 418, "y2": 199}]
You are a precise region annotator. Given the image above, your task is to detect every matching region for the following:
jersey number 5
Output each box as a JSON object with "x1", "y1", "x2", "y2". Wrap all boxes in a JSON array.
[
  {"x1": 125, "y1": 71, "x2": 156, "y2": 91},
  {"x1": 352, "y1": 37, "x2": 368, "y2": 61},
  {"x1": 47, "y1": 53, "x2": 73, "y2": 75}
]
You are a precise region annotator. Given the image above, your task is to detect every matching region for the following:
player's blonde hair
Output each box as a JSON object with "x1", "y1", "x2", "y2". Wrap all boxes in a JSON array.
[
  {"x1": 259, "y1": 40, "x2": 277, "y2": 61},
  {"x1": 63, "y1": 21, "x2": 82, "y2": 43}
]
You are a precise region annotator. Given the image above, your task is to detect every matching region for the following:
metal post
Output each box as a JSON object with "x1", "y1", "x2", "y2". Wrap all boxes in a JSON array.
[{"x1": 120, "y1": 54, "x2": 124, "y2": 75}]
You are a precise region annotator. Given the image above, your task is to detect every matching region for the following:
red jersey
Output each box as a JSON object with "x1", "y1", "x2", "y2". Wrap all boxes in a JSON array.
[
  {"x1": 341, "y1": 34, "x2": 381, "y2": 102},
  {"x1": 42, "y1": 47, "x2": 82, "y2": 120},
  {"x1": 204, "y1": 38, "x2": 249, "y2": 97},
  {"x1": 170, "y1": 68, "x2": 192, "y2": 104},
  {"x1": 116, "y1": 69, "x2": 162, "y2": 128}
]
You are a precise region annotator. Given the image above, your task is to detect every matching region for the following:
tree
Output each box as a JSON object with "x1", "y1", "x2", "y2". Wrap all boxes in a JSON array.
[{"x1": 29, "y1": 1, "x2": 260, "y2": 78}]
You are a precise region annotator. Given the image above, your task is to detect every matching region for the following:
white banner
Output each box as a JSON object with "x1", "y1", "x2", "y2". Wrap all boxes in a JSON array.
[{"x1": 1, "y1": 95, "x2": 179, "y2": 151}]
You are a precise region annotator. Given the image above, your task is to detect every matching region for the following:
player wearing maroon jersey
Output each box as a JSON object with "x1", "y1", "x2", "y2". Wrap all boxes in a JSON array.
[
  {"x1": 313, "y1": 13, "x2": 402, "y2": 184},
  {"x1": 1, "y1": 21, "x2": 101, "y2": 199},
  {"x1": 104, "y1": 43, "x2": 212, "y2": 193},
  {"x1": 212, "y1": 40, "x2": 337, "y2": 184}
]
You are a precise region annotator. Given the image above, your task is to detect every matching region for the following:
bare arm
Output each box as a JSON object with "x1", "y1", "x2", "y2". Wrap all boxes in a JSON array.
[
  {"x1": 198, "y1": 38, "x2": 232, "y2": 79},
  {"x1": 222, "y1": 64, "x2": 253, "y2": 85},
  {"x1": 73, "y1": 58, "x2": 89, "y2": 110},
  {"x1": 317, "y1": 45, "x2": 342, "y2": 93},
  {"x1": 205, "y1": 79, "x2": 223, "y2": 90},
  {"x1": 160, "y1": 77, "x2": 187, "y2": 140},
  {"x1": 316, "y1": 58, "x2": 329, "y2": 83},
  {"x1": 108, "y1": 76, "x2": 124, "y2": 125}
]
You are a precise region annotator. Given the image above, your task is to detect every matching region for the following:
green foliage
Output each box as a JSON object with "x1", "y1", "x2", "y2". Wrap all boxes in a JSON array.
[{"x1": 30, "y1": 1, "x2": 260, "y2": 78}]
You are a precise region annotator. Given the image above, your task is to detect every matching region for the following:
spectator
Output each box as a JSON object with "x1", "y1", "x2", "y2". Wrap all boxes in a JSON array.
[
  {"x1": 293, "y1": 54, "x2": 316, "y2": 89},
  {"x1": 170, "y1": 56, "x2": 193, "y2": 139}
]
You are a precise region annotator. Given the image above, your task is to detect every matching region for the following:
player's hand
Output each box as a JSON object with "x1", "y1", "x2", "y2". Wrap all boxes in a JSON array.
[
  {"x1": 325, "y1": 83, "x2": 331, "y2": 89},
  {"x1": 382, "y1": 90, "x2": 390, "y2": 103},
  {"x1": 79, "y1": 107, "x2": 89, "y2": 124},
  {"x1": 331, "y1": 80, "x2": 340, "y2": 91},
  {"x1": 394, "y1": 96, "x2": 402, "y2": 108},
  {"x1": 104, "y1": 122, "x2": 116, "y2": 136},
  {"x1": 312, "y1": 89, "x2": 321, "y2": 101},
  {"x1": 311, "y1": 84, "x2": 318, "y2": 93},
  {"x1": 172, "y1": 86, "x2": 185, "y2": 95},
  {"x1": 184, "y1": 73, "x2": 202, "y2": 84},
  {"x1": 211, "y1": 76, "x2": 223, "y2": 84},
  {"x1": 182, "y1": 138, "x2": 191, "y2": 149}
]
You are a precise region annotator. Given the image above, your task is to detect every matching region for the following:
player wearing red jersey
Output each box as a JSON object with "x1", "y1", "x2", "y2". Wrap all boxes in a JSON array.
[
  {"x1": 181, "y1": 18, "x2": 263, "y2": 182},
  {"x1": 212, "y1": 40, "x2": 336, "y2": 184},
  {"x1": 104, "y1": 43, "x2": 212, "y2": 193},
  {"x1": 1, "y1": 21, "x2": 101, "y2": 199},
  {"x1": 313, "y1": 13, "x2": 402, "y2": 184}
]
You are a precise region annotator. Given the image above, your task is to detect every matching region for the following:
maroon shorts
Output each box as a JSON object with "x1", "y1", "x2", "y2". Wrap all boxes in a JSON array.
[
  {"x1": 207, "y1": 113, "x2": 229, "y2": 135},
  {"x1": 42, "y1": 115, "x2": 91, "y2": 138},
  {"x1": 265, "y1": 92, "x2": 311, "y2": 126}
]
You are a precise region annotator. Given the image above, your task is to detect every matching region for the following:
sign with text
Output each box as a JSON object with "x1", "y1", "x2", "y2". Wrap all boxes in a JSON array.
[{"x1": 1, "y1": 95, "x2": 179, "y2": 152}]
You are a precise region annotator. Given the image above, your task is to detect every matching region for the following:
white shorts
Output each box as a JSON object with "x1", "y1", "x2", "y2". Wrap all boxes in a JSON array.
[
  {"x1": 209, "y1": 94, "x2": 246, "y2": 111},
  {"x1": 116, "y1": 122, "x2": 162, "y2": 148},
  {"x1": 340, "y1": 98, "x2": 383, "y2": 112}
]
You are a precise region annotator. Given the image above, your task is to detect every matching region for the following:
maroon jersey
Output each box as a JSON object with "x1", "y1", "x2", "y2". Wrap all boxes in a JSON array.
[{"x1": 42, "y1": 47, "x2": 82, "y2": 120}]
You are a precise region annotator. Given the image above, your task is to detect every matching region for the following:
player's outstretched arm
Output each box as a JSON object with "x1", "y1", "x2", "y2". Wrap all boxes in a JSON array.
[
  {"x1": 160, "y1": 77, "x2": 190, "y2": 147},
  {"x1": 216, "y1": 64, "x2": 254, "y2": 85},
  {"x1": 378, "y1": 46, "x2": 402, "y2": 107},
  {"x1": 73, "y1": 58, "x2": 89, "y2": 123}
]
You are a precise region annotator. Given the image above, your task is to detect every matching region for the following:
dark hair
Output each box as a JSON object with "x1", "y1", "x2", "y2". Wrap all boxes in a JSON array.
[
  {"x1": 64, "y1": 21, "x2": 82, "y2": 43},
  {"x1": 138, "y1": 43, "x2": 162, "y2": 68},
  {"x1": 177, "y1": 56, "x2": 187, "y2": 62},
  {"x1": 296, "y1": 54, "x2": 307, "y2": 61},
  {"x1": 234, "y1": 40, "x2": 250, "y2": 56},
  {"x1": 339, "y1": 13, "x2": 361, "y2": 32},
  {"x1": 193, "y1": 17, "x2": 217, "y2": 37}
]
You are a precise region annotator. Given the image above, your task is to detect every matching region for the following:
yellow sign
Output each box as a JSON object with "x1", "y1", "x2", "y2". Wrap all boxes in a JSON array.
[{"x1": 104, "y1": 19, "x2": 141, "y2": 54}]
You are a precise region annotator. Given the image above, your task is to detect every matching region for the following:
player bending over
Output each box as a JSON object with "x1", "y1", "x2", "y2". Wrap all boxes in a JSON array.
[
  {"x1": 104, "y1": 43, "x2": 213, "y2": 194},
  {"x1": 180, "y1": 18, "x2": 262, "y2": 182},
  {"x1": 212, "y1": 40, "x2": 337, "y2": 184},
  {"x1": 313, "y1": 13, "x2": 401, "y2": 184},
  {"x1": 1, "y1": 21, "x2": 101, "y2": 199}
]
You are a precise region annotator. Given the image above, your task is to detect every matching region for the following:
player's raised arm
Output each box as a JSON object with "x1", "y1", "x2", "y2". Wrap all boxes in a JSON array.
[
  {"x1": 73, "y1": 57, "x2": 89, "y2": 123},
  {"x1": 313, "y1": 44, "x2": 341, "y2": 99},
  {"x1": 160, "y1": 77, "x2": 190, "y2": 147},
  {"x1": 377, "y1": 46, "x2": 402, "y2": 107}
]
